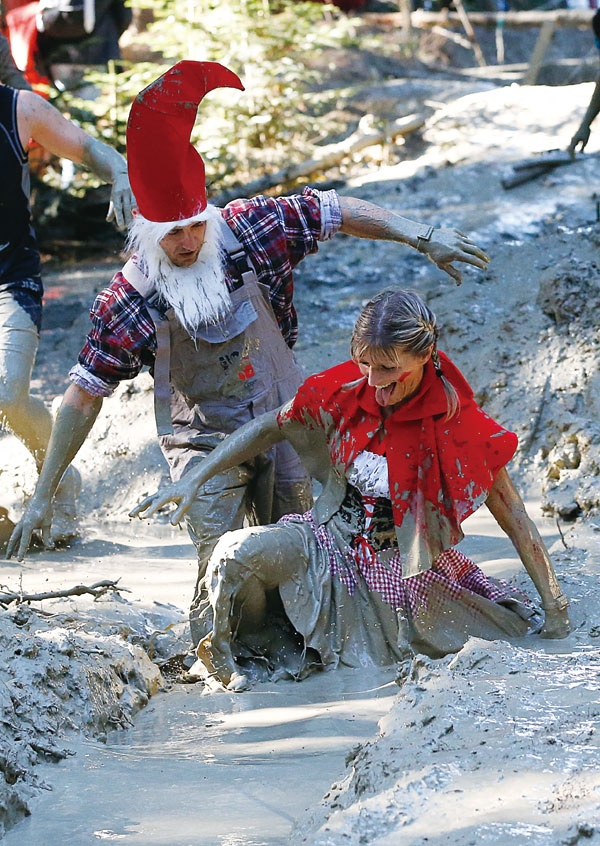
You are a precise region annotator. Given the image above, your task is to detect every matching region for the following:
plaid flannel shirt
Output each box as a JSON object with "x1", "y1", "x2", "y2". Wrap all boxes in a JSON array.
[{"x1": 70, "y1": 187, "x2": 342, "y2": 397}]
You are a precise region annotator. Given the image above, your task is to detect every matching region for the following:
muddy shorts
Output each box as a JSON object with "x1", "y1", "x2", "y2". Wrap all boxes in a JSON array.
[{"x1": 0, "y1": 290, "x2": 39, "y2": 374}]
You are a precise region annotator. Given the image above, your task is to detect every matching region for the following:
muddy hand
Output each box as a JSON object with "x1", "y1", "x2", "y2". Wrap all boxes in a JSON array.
[
  {"x1": 567, "y1": 125, "x2": 590, "y2": 159},
  {"x1": 129, "y1": 477, "x2": 197, "y2": 525},
  {"x1": 106, "y1": 171, "x2": 135, "y2": 229},
  {"x1": 425, "y1": 228, "x2": 490, "y2": 285},
  {"x1": 6, "y1": 496, "x2": 53, "y2": 561},
  {"x1": 540, "y1": 606, "x2": 571, "y2": 639}
]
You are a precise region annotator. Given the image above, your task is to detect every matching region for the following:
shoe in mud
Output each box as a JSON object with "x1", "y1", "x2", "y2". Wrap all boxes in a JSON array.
[
  {"x1": 177, "y1": 657, "x2": 209, "y2": 684},
  {"x1": 51, "y1": 465, "x2": 82, "y2": 546}
]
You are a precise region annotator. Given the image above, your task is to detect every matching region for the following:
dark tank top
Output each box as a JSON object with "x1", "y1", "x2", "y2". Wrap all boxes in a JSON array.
[{"x1": 0, "y1": 84, "x2": 42, "y2": 329}]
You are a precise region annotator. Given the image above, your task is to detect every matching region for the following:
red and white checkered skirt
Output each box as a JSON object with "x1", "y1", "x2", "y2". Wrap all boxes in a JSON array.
[{"x1": 280, "y1": 510, "x2": 532, "y2": 618}]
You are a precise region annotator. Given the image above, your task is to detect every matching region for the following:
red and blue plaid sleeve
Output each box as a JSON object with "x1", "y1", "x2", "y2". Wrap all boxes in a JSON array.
[
  {"x1": 222, "y1": 187, "x2": 341, "y2": 348},
  {"x1": 69, "y1": 273, "x2": 157, "y2": 397}
]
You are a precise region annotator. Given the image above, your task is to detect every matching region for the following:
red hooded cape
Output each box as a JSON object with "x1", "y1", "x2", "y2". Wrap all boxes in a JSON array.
[{"x1": 279, "y1": 352, "x2": 517, "y2": 575}]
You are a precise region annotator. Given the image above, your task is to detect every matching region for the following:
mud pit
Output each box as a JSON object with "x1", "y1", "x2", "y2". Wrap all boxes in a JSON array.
[{"x1": 2, "y1": 80, "x2": 600, "y2": 842}]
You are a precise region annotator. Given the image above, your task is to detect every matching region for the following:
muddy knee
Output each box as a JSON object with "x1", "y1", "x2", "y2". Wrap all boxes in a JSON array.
[
  {"x1": 0, "y1": 384, "x2": 28, "y2": 423},
  {"x1": 206, "y1": 531, "x2": 268, "y2": 618}
]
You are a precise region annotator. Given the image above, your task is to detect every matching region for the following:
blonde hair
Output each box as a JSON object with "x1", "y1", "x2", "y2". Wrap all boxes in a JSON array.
[{"x1": 350, "y1": 289, "x2": 459, "y2": 419}]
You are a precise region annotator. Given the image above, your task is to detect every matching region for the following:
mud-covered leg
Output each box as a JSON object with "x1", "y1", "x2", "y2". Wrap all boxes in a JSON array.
[
  {"x1": 0, "y1": 305, "x2": 51, "y2": 469},
  {"x1": 201, "y1": 523, "x2": 308, "y2": 688},
  {"x1": 183, "y1": 461, "x2": 254, "y2": 646}
]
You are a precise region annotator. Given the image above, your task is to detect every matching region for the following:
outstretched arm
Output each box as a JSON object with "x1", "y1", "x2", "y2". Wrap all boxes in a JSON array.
[
  {"x1": 16, "y1": 90, "x2": 134, "y2": 227},
  {"x1": 7, "y1": 384, "x2": 102, "y2": 560},
  {"x1": 130, "y1": 410, "x2": 285, "y2": 524},
  {"x1": 568, "y1": 76, "x2": 600, "y2": 157},
  {"x1": 338, "y1": 196, "x2": 490, "y2": 285},
  {"x1": 485, "y1": 468, "x2": 570, "y2": 639}
]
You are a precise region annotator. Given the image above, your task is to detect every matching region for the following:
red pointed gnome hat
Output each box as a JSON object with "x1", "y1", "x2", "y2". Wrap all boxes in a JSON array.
[{"x1": 127, "y1": 61, "x2": 244, "y2": 223}]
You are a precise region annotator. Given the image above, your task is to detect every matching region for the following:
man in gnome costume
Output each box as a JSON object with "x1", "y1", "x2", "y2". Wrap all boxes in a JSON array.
[{"x1": 8, "y1": 61, "x2": 490, "y2": 648}]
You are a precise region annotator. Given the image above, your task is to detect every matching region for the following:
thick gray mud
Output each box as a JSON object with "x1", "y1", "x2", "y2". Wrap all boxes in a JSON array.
[
  {"x1": 5, "y1": 666, "x2": 396, "y2": 846},
  {"x1": 1, "y1": 80, "x2": 600, "y2": 841},
  {"x1": 293, "y1": 519, "x2": 600, "y2": 845}
]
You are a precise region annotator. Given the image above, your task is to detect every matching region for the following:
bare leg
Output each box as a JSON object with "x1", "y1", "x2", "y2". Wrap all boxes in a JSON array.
[
  {"x1": 486, "y1": 468, "x2": 570, "y2": 638},
  {"x1": 201, "y1": 523, "x2": 307, "y2": 687}
]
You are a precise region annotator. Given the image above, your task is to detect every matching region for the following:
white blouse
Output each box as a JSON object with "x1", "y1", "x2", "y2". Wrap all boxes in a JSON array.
[{"x1": 347, "y1": 451, "x2": 389, "y2": 500}]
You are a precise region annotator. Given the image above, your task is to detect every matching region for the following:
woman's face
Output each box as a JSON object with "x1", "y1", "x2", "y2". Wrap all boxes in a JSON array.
[{"x1": 356, "y1": 347, "x2": 431, "y2": 407}]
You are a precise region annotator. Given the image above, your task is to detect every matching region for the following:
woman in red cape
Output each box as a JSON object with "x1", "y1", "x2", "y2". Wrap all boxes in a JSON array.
[{"x1": 133, "y1": 289, "x2": 571, "y2": 690}]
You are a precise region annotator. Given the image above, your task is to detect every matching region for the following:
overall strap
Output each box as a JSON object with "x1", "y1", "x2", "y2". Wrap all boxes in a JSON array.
[
  {"x1": 122, "y1": 257, "x2": 161, "y2": 306},
  {"x1": 218, "y1": 216, "x2": 259, "y2": 287},
  {"x1": 122, "y1": 258, "x2": 174, "y2": 436}
]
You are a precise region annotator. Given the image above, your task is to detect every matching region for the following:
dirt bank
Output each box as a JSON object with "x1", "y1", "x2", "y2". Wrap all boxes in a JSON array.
[
  {"x1": 293, "y1": 524, "x2": 600, "y2": 845},
  {"x1": 0, "y1": 595, "x2": 188, "y2": 836}
]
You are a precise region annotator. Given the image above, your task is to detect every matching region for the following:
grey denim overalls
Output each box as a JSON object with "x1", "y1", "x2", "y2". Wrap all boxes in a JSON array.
[{"x1": 124, "y1": 216, "x2": 312, "y2": 643}]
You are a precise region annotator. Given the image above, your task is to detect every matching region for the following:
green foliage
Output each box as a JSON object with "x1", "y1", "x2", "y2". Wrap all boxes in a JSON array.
[{"x1": 50, "y1": 0, "x2": 358, "y2": 194}]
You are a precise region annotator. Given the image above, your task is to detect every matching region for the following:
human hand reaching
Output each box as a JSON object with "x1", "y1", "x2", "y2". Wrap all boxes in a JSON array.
[
  {"x1": 422, "y1": 228, "x2": 490, "y2": 285},
  {"x1": 106, "y1": 171, "x2": 135, "y2": 228},
  {"x1": 6, "y1": 496, "x2": 53, "y2": 561},
  {"x1": 567, "y1": 124, "x2": 590, "y2": 159},
  {"x1": 130, "y1": 477, "x2": 199, "y2": 525}
]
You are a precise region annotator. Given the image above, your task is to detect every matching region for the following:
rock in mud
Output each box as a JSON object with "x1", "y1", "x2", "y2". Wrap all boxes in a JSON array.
[{"x1": 537, "y1": 260, "x2": 600, "y2": 327}]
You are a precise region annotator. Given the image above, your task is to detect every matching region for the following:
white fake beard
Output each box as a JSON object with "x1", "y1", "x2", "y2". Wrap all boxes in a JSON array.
[{"x1": 127, "y1": 205, "x2": 231, "y2": 336}]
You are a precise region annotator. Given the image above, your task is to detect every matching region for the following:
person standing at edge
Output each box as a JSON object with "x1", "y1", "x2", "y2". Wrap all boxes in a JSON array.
[
  {"x1": 8, "y1": 60, "x2": 490, "y2": 649},
  {"x1": 568, "y1": 10, "x2": 600, "y2": 157},
  {"x1": 1, "y1": 80, "x2": 134, "y2": 543}
]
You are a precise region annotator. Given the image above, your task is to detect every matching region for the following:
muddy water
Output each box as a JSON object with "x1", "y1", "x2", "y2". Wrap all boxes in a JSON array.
[
  {"x1": 3, "y1": 505, "x2": 561, "y2": 846},
  {"x1": 8, "y1": 667, "x2": 395, "y2": 846}
]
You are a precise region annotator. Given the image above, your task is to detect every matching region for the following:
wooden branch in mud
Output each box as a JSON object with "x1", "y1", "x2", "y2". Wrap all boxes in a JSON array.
[
  {"x1": 452, "y1": 0, "x2": 487, "y2": 67},
  {"x1": 365, "y1": 10, "x2": 594, "y2": 29},
  {"x1": 523, "y1": 18, "x2": 557, "y2": 86},
  {"x1": 501, "y1": 150, "x2": 599, "y2": 189},
  {"x1": 555, "y1": 518, "x2": 569, "y2": 550},
  {"x1": 215, "y1": 114, "x2": 424, "y2": 202},
  {"x1": 521, "y1": 376, "x2": 551, "y2": 453},
  {"x1": 501, "y1": 164, "x2": 556, "y2": 189},
  {"x1": 0, "y1": 579, "x2": 130, "y2": 606},
  {"x1": 431, "y1": 24, "x2": 473, "y2": 51},
  {"x1": 447, "y1": 57, "x2": 597, "y2": 83}
]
